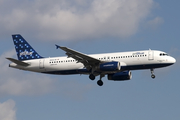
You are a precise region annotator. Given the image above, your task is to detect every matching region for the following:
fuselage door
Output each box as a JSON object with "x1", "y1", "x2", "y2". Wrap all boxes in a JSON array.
[
  {"x1": 148, "y1": 50, "x2": 154, "y2": 60},
  {"x1": 39, "y1": 59, "x2": 45, "y2": 69}
]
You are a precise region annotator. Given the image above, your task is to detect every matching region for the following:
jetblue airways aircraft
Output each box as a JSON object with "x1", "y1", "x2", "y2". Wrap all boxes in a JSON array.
[{"x1": 7, "y1": 34, "x2": 176, "y2": 86}]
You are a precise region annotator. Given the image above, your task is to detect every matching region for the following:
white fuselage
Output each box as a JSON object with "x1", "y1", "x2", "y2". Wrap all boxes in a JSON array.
[{"x1": 9, "y1": 50, "x2": 176, "y2": 75}]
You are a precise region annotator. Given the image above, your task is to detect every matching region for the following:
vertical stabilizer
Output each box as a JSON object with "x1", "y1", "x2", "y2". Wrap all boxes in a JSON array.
[{"x1": 12, "y1": 34, "x2": 43, "y2": 61}]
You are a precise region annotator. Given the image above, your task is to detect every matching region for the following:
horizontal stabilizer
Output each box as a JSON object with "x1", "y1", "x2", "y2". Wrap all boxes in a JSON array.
[{"x1": 6, "y1": 58, "x2": 30, "y2": 66}]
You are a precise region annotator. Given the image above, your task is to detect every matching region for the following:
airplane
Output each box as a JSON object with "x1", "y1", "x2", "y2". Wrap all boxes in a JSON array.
[{"x1": 7, "y1": 34, "x2": 176, "y2": 86}]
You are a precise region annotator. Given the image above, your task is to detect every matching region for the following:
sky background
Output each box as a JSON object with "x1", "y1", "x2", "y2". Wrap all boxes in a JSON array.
[{"x1": 0, "y1": 0, "x2": 180, "y2": 120}]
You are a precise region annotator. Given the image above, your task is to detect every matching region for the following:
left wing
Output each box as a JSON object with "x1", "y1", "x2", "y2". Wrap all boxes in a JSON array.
[{"x1": 55, "y1": 45, "x2": 101, "y2": 69}]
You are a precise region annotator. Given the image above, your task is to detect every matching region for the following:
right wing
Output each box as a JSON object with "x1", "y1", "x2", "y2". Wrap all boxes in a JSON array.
[{"x1": 56, "y1": 45, "x2": 101, "y2": 69}]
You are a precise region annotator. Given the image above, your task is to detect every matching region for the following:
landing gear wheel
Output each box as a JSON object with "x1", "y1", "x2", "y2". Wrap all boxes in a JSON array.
[
  {"x1": 89, "y1": 74, "x2": 95, "y2": 80},
  {"x1": 97, "y1": 80, "x2": 103, "y2": 86},
  {"x1": 151, "y1": 74, "x2": 155, "y2": 79},
  {"x1": 150, "y1": 69, "x2": 155, "y2": 79}
]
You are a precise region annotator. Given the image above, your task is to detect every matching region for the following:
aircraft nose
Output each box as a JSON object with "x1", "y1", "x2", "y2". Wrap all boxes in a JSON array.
[{"x1": 171, "y1": 57, "x2": 176, "y2": 64}]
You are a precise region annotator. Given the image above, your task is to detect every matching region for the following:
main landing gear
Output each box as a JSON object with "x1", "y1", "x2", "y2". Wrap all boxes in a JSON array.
[
  {"x1": 89, "y1": 74, "x2": 104, "y2": 86},
  {"x1": 97, "y1": 74, "x2": 105, "y2": 86},
  {"x1": 89, "y1": 74, "x2": 95, "y2": 80},
  {"x1": 150, "y1": 69, "x2": 155, "y2": 79}
]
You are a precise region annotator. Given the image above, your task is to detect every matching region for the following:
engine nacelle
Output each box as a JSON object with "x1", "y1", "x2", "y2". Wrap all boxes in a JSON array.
[
  {"x1": 99, "y1": 61, "x2": 120, "y2": 72},
  {"x1": 108, "y1": 71, "x2": 132, "y2": 81}
]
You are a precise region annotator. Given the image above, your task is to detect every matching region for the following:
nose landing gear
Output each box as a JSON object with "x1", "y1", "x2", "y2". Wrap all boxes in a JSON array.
[
  {"x1": 150, "y1": 69, "x2": 155, "y2": 79},
  {"x1": 151, "y1": 74, "x2": 155, "y2": 79}
]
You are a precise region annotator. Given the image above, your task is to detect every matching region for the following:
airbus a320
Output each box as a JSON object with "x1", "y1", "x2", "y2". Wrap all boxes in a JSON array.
[{"x1": 7, "y1": 34, "x2": 176, "y2": 86}]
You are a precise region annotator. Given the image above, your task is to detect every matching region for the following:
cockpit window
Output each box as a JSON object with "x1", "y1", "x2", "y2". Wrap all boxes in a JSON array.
[{"x1": 160, "y1": 53, "x2": 168, "y2": 56}]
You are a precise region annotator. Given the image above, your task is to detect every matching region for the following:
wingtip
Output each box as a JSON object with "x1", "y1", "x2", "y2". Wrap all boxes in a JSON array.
[{"x1": 55, "y1": 44, "x2": 60, "y2": 49}]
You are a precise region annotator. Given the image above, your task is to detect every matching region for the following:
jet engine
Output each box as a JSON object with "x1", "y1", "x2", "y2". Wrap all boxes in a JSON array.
[
  {"x1": 99, "y1": 61, "x2": 120, "y2": 72},
  {"x1": 108, "y1": 71, "x2": 132, "y2": 81}
]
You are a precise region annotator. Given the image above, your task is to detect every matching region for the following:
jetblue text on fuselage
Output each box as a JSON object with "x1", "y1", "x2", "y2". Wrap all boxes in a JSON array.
[{"x1": 132, "y1": 52, "x2": 144, "y2": 56}]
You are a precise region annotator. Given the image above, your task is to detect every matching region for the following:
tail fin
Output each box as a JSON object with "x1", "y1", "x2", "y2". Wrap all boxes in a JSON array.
[{"x1": 12, "y1": 34, "x2": 43, "y2": 61}]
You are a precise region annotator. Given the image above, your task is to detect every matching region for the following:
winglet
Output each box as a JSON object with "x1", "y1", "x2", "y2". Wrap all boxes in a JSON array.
[{"x1": 55, "y1": 44, "x2": 60, "y2": 49}]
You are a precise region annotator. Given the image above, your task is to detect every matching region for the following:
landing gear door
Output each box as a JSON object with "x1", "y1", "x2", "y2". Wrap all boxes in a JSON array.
[
  {"x1": 39, "y1": 59, "x2": 45, "y2": 69},
  {"x1": 148, "y1": 50, "x2": 154, "y2": 60}
]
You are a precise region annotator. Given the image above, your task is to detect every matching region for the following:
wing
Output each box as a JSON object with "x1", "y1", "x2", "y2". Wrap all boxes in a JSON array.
[{"x1": 55, "y1": 45, "x2": 101, "y2": 69}]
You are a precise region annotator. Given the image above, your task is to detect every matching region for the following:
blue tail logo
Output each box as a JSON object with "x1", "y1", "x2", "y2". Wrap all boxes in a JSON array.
[{"x1": 12, "y1": 34, "x2": 43, "y2": 61}]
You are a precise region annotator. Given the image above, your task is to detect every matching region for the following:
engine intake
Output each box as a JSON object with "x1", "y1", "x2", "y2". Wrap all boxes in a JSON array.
[
  {"x1": 108, "y1": 71, "x2": 132, "y2": 81},
  {"x1": 99, "y1": 62, "x2": 120, "y2": 72}
]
